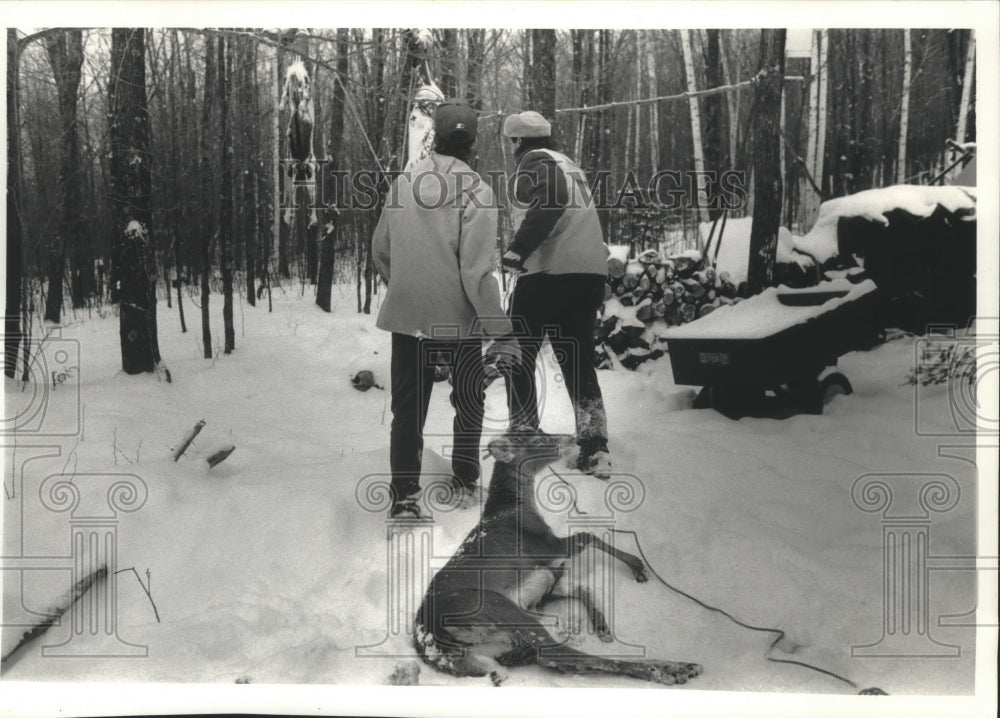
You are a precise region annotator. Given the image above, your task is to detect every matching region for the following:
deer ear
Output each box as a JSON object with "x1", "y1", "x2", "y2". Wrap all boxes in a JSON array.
[{"x1": 487, "y1": 438, "x2": 515, "y2": 463}]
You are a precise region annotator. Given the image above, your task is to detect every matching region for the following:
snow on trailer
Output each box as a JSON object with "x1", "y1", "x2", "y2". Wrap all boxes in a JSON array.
[
  {"x1": 793, "y1": 184, "x2": 976, "y2": 266},
  {"x1": 663, "y1": 278, "x2": 882, "y2": 417}
]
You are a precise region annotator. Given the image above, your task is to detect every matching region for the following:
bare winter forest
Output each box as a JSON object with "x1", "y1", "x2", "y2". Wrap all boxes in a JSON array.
[{"x1": 4, "y1": 28, "x2": 976, "y2": 376}]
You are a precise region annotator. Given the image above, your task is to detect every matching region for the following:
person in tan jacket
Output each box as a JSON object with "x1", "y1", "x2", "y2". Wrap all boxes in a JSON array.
[{"x1": 373, "y1": 99, "x2": 518, "y2": 519}]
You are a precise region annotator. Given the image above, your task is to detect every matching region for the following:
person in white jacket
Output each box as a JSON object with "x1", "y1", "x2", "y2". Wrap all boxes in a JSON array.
[{"x1": 373, "y1": 99, "x2": 519, "y2": 519}]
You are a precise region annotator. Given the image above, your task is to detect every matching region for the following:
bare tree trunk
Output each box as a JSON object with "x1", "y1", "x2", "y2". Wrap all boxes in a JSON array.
[
  {"x1": 720, "y1": 32, "x2": 739, "y2": 173},
  {"x1": 746, "y1": 30, "x2": 786, "y2": 296},
  {"x1": 646, "y1": 31, "x2": 660, "y2": 172},
  {"x1": 465, "y1": 29, "x2": 485, "y2": 111},
  {"x1": 276, "y1": 35, "x2": 290, "y2": 279},
  {"x1": 955, "y1": 30, "x2": 975, "y2": 146},
  {"x1": 220, "y1": 36, "x2": 235, "y2": 354},
  {"x1": 43, "y1": 30, "x2": 84, "y2": 322},
  {"x1": 594, "y1": 30, "x2": 613, "y2": 235},
  {"x1": 815, "y1": 30, "x2": 829, "y2": 195},
  {"x1": 170, "y1": 30, "x2": 187, "y2": 334},
  {"x1": 571, "y1": 30, "x2": 589, "y2": 160},
  {"x1": 897, "y1": 29, "x2": 912, "y2": 183},
  {"x1": 703, "y1": 29, "x2": 729, "y2": 220},
  {"x1": 5, "y1": 30, "x2": 24, "y2": 377},
  {"x1": 633, "y1": 30, "x2": 644, "y2": 172},
  {"x1": 528, "y1": 29, "x2": 557, "y2": 121},
  {"x1": 317, "y1": 28, "x2": 348, "y2": 313},
  {"x1": 109, "y1": 28, "x2": 162, "y2": 374},
  {"x1": 439, "y1": 29, "x2": 458, "y2": 98},
  {"x1": 680, "y1": 30, "x2": 708, "y2": 223},
  {"x1": 363, "y1": 30, "x2": 388, "y2": 315},
  {"x1": 803, "y1": 30, "x2": 822, "y2": 225},
  {"x1": 200, "y1": 34, "x2": 216, "y2": 359}
]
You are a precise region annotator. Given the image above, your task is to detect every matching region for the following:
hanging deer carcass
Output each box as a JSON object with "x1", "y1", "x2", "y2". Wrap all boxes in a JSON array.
[{"x1": 280, "y1": 60, "x2": 317, "y2": 227}]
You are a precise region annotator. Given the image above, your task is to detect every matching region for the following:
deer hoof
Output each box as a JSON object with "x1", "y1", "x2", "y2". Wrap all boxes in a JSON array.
[{"x1": 489, "y1": 669, "x2": 507, "y2": 687}]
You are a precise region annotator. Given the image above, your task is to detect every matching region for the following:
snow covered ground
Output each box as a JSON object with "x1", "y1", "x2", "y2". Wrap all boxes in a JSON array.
[{"x1": 1, "y1": 286, "x2": 993, "y2": 714}]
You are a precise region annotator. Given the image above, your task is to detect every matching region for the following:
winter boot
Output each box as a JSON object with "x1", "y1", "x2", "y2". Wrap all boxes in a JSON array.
[
  {"x1": 450, "y1": 477, "x2": 485, "y2": 510},
  {"x1": 576, "y1": 450, "x2": 612, "y2": 480},
  {"x1": 389, "y1": 489, "x2": 427, "y2": 521}
]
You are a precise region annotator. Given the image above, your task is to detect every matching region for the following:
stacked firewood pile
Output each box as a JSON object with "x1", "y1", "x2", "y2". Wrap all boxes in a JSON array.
[{"x1": 595, "y1": 248, "x2": 746, "y2": 370}]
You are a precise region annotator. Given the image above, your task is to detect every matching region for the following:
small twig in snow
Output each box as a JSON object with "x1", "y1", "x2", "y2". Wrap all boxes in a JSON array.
[{"x1": 115, "y1": 566, "x2": 161, "y2": 623}]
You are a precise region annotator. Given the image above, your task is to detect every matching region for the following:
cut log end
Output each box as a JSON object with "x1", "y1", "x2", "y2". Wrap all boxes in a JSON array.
[{"x1": 206, "y1": 445, "x2": 236, "y2": 469}]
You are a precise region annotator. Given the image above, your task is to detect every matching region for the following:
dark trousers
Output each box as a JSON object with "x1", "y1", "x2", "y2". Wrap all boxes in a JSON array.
[
  {"x1": 390, "y1": 333, "x2": 486, "y2": 498},
  {"x1": 506, "y1": 273, "x2": 609, "y2": 454}
]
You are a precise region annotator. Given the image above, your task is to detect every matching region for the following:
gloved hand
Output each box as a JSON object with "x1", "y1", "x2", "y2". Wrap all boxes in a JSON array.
[
  {"x1": 485, "y1": 335, "x2": 522, "y2": 373},
  {"x1": 501, "y1": 250, "x2": 525, "y2": 273}
]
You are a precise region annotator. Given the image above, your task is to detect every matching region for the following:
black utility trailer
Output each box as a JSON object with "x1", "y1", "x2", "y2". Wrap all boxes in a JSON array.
[{"x1": 663, "y1": 279, "x2": 883, "y2": 418}]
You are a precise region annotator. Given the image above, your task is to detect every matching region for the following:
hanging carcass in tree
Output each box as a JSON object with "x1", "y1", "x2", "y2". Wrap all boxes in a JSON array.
[
  {"x1": 280, "y1": 60, "x2": 317, "y2": 226},
  {"x1": 404, "y1": 29, "x2": 444, "y2": 171}
]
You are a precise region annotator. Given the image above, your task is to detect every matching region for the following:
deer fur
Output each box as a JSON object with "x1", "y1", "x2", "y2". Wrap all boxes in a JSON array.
[{"x1": 413, "y1": 428, "x2": 702, "y2": 687}]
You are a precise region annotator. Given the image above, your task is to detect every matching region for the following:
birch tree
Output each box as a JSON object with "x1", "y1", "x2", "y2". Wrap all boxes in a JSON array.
[
  {"x1": 646, "y1": 32, "x2": 660, "y2": 172},
  {"x1": 680, "y1": 30, "x2": 708, "y2": 222},
  {"x1": 633, "y1": 30, "x2": 644, "y2": 172},
  {"x1": 955, "y1": 31, "x2": 975, "y2": 145},
  {"x1": 804, "y1": 29, "x2": 828, "y2": 224},
  {"x1": 897, "y1": 29, "x2": 912, "y2": 183}
]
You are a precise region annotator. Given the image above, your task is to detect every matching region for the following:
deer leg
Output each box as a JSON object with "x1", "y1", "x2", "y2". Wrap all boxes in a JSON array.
[
  {"x1": 536, "y1": 645, "x2": 702, "y2": 686},
  {"x1": 282, "y1": 162, "x2": 295, "y2": 226},
  {"x1": 570, "y1": 533, "x2": 647, "y2": 582},
  {"x1": 446, "y1": 650, "x2": 509, "y2": 686},
  {"x1": 305, "y1": 155, "x2": 318, "y2": 226}
]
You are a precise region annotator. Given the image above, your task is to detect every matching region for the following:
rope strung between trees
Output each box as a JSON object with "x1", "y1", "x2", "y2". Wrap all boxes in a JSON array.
[{"x1": 553, "y1": 75, "x2": 805, "y2": 115}]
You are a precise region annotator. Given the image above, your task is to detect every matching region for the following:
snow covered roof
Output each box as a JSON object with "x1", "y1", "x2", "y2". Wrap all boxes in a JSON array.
[{"x1": 794, "y1": 184, "x2": 977, "y2": 264}]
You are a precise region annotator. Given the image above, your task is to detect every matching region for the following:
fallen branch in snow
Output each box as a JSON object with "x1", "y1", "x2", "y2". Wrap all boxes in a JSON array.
[
  {"x1": 0, "y1": 565, "x2": 107, "y2": 667},
  {"x1": 115, "y1": 567, "x2": 160, "y2": 623},
  {"x1": 173, "y1": 420, "x2": 206, "y2": 461},
  {"x1": 206, "y1": 445, "x2": 236, "y2": 469}
]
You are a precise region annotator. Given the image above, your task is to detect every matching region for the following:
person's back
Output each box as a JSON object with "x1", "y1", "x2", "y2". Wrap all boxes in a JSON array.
[
  {"x1": 500, "y1": 110, "x2": 613, "y2": 479},
  {"x1": 372, "y1": 99, "x2": 519, "y2": 519},
  {"x1": 375, "y1": 152, "x2": 502, "y2": 340}
]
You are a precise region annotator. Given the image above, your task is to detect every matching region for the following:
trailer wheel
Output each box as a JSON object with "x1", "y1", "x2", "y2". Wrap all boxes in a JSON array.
[{"x1": 818, "y1": 372, "x2": 853, "y2": 409}]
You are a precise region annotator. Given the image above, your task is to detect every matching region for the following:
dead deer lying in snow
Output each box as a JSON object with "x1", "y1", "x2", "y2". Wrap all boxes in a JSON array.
[{"x1": 413, "y1": 428, "x2": 702, "y2": 686}]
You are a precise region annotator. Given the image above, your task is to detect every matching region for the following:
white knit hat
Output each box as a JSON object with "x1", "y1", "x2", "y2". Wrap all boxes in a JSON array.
[{"x1": 502, "y1": 111, "x2": 552, "y2": 138}]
